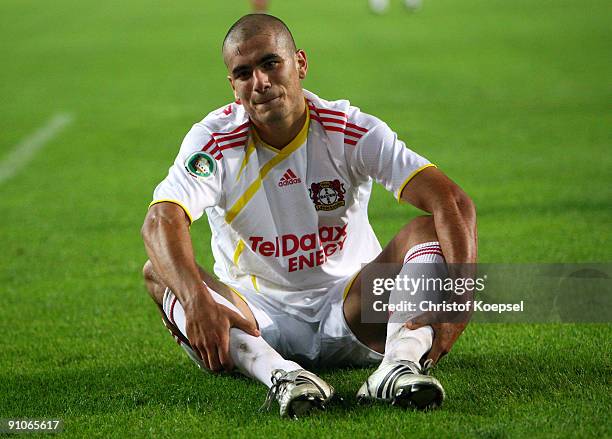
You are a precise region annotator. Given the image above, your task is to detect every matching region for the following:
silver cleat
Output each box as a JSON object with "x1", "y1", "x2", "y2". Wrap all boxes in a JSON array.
[
  {"x1": 356, "y1": 359, "x2": 445, "y2": 410},
  {"x1": 261, "y1": 369, "x2": 335, "y2": 419}
]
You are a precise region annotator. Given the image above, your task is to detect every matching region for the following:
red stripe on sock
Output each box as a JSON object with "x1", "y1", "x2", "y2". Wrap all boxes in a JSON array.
[
  {"x1": 404, "y1": 244, "x2": 441, "y2": 260},
  {"x1": 405, "y1": 246, "x2": 442, "y2": 258},
  {"x1": 405, "y1": 250, "x2": 444, "y2": 263}
]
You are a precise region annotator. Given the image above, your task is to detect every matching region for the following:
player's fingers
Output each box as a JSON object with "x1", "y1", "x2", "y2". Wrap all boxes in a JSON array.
[
  {"x1": 193, "y1": 344, "x2": 211, "y2": 370},
  {"x1": 427, "y1": 348, "x2": 450, "y2": 366},
  {"x1": 228, "y1": 311, "x2": 260, "y2": 337},
  {"x1": 427, "y1": 338, "x2": 443, "y2": 365},
  {"x1": 404, "y1": 312, "x2": 434, "y2": 330},
  {"x1": 404, "y1": 321, "x2": 423, "y2": 330},
  {"x1": 425, "y1": 338, "x2": 449, "y2": 366},
  {"x1": 425, "y1": 345, "x2": 443, "y2": 365},
  {"x1": 207, "y1": 351, "x2": 222, "y2": 372},
  {"x1": 217, "y1": 334, "x2": 234, "y2": 372},
  {"x1": 204, "y1": 340, "x2": 222, "y2": 372}
]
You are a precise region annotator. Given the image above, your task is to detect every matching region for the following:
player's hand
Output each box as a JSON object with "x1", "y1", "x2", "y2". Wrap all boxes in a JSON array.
[
  {"x1": 184, "y1": 294, "x2": 260, "y2": 373},
  {"x1": 404, "y1": 283, "x2": 473, "y2": 365},
  {"x1": 405, "y1": 263, "x2": 476, "y2": 365},
  {"x1": 405, "y1": 318, "x2": 468, "y2": 365}
]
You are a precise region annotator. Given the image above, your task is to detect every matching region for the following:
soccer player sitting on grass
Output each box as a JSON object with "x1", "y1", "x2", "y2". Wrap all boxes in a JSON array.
[{"x1": 141, "y1": 13, "x2": 477, "y2": 418}]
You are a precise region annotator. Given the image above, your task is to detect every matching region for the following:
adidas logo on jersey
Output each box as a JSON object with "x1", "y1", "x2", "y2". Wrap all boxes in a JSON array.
[{"x1": 278, "y1": 169, "x2": 302, "y2": 187}]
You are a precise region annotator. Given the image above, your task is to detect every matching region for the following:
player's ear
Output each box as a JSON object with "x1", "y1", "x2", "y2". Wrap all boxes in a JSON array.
[
  {"x1": 227, "y1": 76, "x2": 240, "y2": 102},
  {"x1": 296, "y1": 49, "x2": 308, "y2": 80}
]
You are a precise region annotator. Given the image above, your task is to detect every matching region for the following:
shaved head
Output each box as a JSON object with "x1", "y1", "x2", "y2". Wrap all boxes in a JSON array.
[{"x1": 222, "y1": 14, "x2": 296, "y2": 65}]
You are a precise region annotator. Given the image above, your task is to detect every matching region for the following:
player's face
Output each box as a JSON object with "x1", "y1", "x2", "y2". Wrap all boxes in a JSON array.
[{"x1": 225, "y1": 33, "x2": 307, "y2": 127}]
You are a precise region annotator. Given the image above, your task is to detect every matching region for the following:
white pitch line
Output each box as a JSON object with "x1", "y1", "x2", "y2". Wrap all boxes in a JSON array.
[{"x1": 0, "y1": 112, "x2": 74, "y2": 185}]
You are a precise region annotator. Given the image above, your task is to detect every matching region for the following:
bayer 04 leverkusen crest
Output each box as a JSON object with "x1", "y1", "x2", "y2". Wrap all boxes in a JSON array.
[{"x1": 308, "y1": 179, "x2": 346, "y2": 211}]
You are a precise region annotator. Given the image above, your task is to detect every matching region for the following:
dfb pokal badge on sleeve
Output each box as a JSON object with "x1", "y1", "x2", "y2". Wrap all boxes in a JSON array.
[
  {"x1": 185, "y1": 151, "x2": 216, "y2": 180},
  {"x1": 309, "y1": 179, "x2": 346, "y2": 211}
]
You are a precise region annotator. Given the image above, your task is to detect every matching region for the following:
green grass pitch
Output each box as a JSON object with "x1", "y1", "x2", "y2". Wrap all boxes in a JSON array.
[{"x1": 0, "y1": 0, "x2": 610, "y2": 437}]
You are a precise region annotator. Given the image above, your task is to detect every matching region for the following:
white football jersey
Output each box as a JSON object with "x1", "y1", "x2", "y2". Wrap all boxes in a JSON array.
[{"x1": 151, "y1": 89, "x2": 434, "y2": 321}]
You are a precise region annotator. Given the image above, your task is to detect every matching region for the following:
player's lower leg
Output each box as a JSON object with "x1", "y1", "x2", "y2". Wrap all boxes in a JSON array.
[
  {"x1": 161, "y1": 286, "x2": 302, "y2": 384},
  {"x1": 162, "y1": 287, "x2": 334, "y2": 417},
  {"x1": 143, "y1": 262, "x2": 333, "y2": 417},
  {"x1": 357, "y1": 241, "x2": 446, "y2": 410}
]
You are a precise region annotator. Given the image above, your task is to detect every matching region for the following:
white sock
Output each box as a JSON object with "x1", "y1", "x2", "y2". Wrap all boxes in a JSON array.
[
  {"x1": 162, "y1": 285, "x2": 301, "y2": 388},
  {"x1": 382, "y1": 241, "x2": 445, "y2": 366}
]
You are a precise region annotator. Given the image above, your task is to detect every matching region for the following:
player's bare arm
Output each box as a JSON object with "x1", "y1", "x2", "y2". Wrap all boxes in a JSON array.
[
  {"x1": 400, "y1": 166, "x2": 477, "y2": 264},
  {"x1": 400, "y1": 166, "x2": 477, "y2": 364},
  {"x1": 141, "y1": 202, "x2": 259, "y2": 372}
]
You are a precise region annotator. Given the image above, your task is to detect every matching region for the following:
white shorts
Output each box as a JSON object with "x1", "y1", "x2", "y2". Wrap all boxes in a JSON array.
[
  {"x1": 238, "y1": 275, "x2": 383, "y2": 368},
  {"x1": 162, "y1": 274, "x2": 383, "y2": 369}
]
